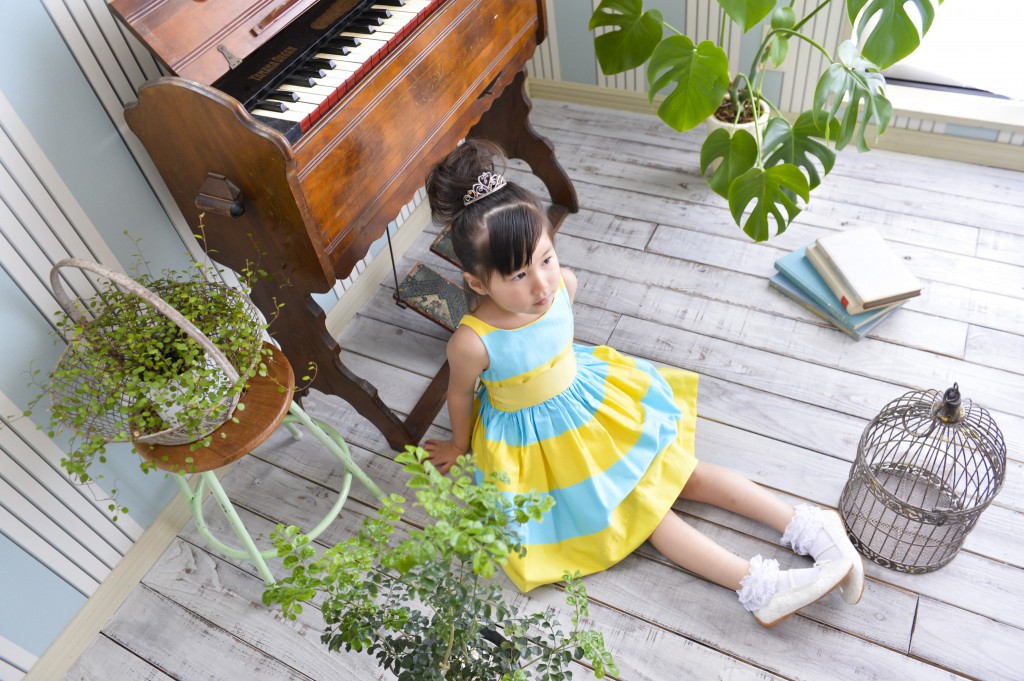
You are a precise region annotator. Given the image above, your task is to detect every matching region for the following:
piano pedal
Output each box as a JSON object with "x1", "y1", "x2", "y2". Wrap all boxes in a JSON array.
[
  {"x1": 395, "y1": 263, "x2": 468, "y2": 333},
  {"x1": 429, "y1": 227, "x2": 461, "y2": 268}
]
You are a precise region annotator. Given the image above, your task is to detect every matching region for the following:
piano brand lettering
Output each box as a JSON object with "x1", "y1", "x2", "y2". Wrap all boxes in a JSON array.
[{"x1": 248, "y1": 46, "x2": 298, "y2": 82}]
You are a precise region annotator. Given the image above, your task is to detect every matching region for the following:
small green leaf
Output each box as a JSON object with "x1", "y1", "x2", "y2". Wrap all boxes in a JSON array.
[
  {"x1": 590, "y1": 0, "x2": 664, "y2": 75},
  {"x1": 813, "y1": 41, "x2": 892, "y2": 151},
  {"x1": 647, "y1": 36, "x2": 730, "y2": 132},
  {"x1": 767, "y1": 35, "x2": 789, "y2": 68},
  {"x1": 848, "y1": 0, "x2": 938, "y2": 70},
  {"x1": 718, "y1": 0, "x2": 777, "y2": 32},
  {"x1": 762, "y1": 113, "x2": 838, "y2": 189},
  {"x1": 728, "y1": 164, "x2": 810, "y2": 241},
  {"x1": 700, "y1": 128, "x2": 758, "y2": 199}
]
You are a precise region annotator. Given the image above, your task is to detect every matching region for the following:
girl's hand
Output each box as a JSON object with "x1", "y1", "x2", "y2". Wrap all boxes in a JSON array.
[{"x1": 422, "y1": 439, "x2": 464, "y2": 474}]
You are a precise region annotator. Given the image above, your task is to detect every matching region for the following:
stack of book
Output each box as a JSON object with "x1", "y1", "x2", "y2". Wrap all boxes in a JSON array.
[{"x1": 771, "y1": 228, "x2": 922, "y2": 340}]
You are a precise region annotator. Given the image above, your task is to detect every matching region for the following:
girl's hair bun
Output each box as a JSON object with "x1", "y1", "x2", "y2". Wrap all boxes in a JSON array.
[{"x1": 425, "y1": 140, "x2": 507, "y2": 224}]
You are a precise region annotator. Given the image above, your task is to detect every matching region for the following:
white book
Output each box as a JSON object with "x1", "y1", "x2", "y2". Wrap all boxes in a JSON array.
[{"x1": 814, "y1": 228, "x2": 922, "y2": 314}]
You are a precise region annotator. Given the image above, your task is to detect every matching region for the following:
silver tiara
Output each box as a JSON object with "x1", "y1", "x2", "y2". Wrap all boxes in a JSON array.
[{"x1": 463, "y1": 171, "x2": 507, "y2": 206}]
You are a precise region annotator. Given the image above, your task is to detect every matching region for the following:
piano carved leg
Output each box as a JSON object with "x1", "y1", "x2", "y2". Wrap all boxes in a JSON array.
[
  {"x1": 468, "y1": 70, "x2": 579, "y2": 228},
  {"x1": 249, "y1": 281, "x2": 414, "y2": 451}
]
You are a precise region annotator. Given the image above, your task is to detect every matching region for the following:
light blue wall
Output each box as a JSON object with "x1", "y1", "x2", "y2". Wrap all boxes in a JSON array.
[
  {"x1": 0, "y1": 533, "x2": 85, "y2": 658},
  {"x1": 0, "y1": 3, "x2": 185, "y2": 515},
  {"x1": 0, "y1": 2, "x2": 187, "y2": 272},
  {"x1": 558, "y1": 0, "x2": 687, "y2": 89},
  {"x1": 0, "y1": 0, "x2": 185, "y2": 660},
  {"x1": 554, "y1": 0, "x2": 599, "y2": 86}
]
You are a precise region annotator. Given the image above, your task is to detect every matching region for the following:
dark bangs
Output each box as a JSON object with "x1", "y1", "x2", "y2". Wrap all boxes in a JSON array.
[{"x1": 484, "y1": 202, "x2": 544, "y2": 277}]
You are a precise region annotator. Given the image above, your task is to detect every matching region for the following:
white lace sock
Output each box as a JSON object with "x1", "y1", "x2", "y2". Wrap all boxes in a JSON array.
[
  {"x1": 736, "y1": 555, "x2": 822, "y2": 612},
  {"x1": 780, "y1": 504, "x2": 845, "y2": 564}
]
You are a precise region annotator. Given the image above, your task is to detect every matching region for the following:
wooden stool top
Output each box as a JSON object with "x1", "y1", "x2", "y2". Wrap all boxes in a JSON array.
[{"x1": 135, "y1": 343, "x2": 294, "y2": 473}]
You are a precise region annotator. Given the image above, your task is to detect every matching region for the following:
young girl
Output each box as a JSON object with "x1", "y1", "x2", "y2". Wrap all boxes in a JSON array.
[{"x1": 422, "y1": 141, "x2": 864, "y2": 627}]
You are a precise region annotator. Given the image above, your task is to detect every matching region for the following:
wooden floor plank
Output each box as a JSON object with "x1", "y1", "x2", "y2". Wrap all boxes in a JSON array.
[
  {"x1": 66, "y1": 635, "x2": 173, "y2": 681},
  {"x1": 144, "y1": 539, "x2": 388, "y2": 681},
  {"x1": 535, "y1": 125, "x2": 988, "y2": 254},
  {"x1": 529, "y1": 100, "x2": 1024, "y2": 207},
  {"x1": 911, "y1": 597, "x2": 1024, "y2": 681},
  {"x1": 101, "y1": 587, "x2": 314, "y2": 680}
]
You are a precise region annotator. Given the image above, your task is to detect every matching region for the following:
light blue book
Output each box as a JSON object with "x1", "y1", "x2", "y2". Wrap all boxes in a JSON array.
[
  {"x1": 769, "y1": 273, "x2": 901, "y2": 340},
  {"x1": 768, "y1": 274, "x2": 901, "y2": 340},
  {"x1": 774, "y1": 246, "x2": 900, "y2": 331}
]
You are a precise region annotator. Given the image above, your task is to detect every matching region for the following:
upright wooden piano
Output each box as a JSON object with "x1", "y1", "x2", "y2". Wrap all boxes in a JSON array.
[{"x1": 109, "y1": 0, "x2": 577, "y2": 450}]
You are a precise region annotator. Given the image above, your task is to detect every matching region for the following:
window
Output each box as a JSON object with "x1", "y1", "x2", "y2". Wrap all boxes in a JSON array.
[{"x1": 882, "y1": 0, "x2": 1022, "y2": 101}]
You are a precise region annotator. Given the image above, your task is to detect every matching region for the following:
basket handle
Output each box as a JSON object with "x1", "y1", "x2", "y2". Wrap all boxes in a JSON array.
[{"x1": 50, "y1": 258, "x2": 239, "y2": 383}]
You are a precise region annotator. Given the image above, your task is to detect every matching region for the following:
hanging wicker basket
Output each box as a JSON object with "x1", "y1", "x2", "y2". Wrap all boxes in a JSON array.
[{"x1": 48, "y1": 258, "x2": 264, "y2": 447}]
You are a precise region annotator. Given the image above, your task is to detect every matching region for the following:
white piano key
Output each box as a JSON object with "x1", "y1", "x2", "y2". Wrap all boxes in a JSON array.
[
  {"x1": 374, "y1": 0, "x2": 431, "y2": 12},
  {"x1": 310, "y1": 72, "x2": 352, "y2": 88},
  {"x1": 328, "y1": 39, "x2": 388, "y2": 64},
  {"x1": 371, "y1": 12, "x2": 418, "y2": 35},
  {"x1": 280, "y1": 91, "x2": 328, "y2": 105},
  {"x1": 280, "y1": 100, "x2": 320, "y2": 114},
  {"x1": 251, "y1": 109, "x2": 306, "y2": 122},
  {"x1": 278, "y1": 83, "x2": 337, "y2": 97}
]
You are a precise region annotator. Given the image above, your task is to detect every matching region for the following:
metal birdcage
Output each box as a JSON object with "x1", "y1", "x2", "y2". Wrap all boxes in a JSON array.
[{"x1": 838, "y1": 384, "x2": 1006, "y2": 573}]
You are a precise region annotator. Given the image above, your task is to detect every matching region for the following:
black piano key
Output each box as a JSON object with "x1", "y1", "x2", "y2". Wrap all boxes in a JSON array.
[
  {"x1": 359, "y1": 15, "x2": 386, "y2": 26},
  {"x1": 362, "y1": 8, "x2": 393, "y2": 19},
  {"x1": 327, "y1": 36, "x2": 360, "y2": 48},
  {"x1": 250, "y1": 115, "x2": 303, "y2": 144},
  {"x1": 254, "y1": 100, "x2": 289, "y2": 113},
  {"x1": 284, "y1": 76, "x2": 317, "y2": 88},
  {"x1": 295, "y1": 68, "x2": 329, "y2": 79},
  {"x1": 266, "y1": 91, "x2": 300, "y2": 102},
  {"x1": 345, "y1": 23, "x2": 377, "y2": 35},
  {"x1": 375, "y1": 0, "x2": 406, "y2": 5},
  {"x1": 305, "y1": 58, "x2": 337, "y2": 70}
]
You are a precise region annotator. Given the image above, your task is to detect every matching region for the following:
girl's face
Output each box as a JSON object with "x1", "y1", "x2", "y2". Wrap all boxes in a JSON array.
[{"x1": 466, "y1": 231, "x2": 561, "y2": 316}]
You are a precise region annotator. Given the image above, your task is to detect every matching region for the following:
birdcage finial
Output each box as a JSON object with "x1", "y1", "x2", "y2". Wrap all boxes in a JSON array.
[{"x1": 936, "y1": 382, "x2": 963, "y2": 423}]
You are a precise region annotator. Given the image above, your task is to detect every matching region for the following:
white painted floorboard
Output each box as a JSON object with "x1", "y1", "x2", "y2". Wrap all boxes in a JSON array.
[{"x1": 64, "y1": 99, "x2": 1022, "y2": 681}]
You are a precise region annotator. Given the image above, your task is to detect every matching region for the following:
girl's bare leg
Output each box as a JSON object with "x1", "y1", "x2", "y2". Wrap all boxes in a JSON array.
[
  {"x1": 648, "y1": 511, "x2": 749, "y2": 590},
  {"x1": 680, "y1": 461, "x2": 795, "y2": 533}
]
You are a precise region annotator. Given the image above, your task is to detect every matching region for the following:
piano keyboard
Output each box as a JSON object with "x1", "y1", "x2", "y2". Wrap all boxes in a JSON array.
[{"x1": 248, "y1": 0, "x2": 444, "y2": 141}]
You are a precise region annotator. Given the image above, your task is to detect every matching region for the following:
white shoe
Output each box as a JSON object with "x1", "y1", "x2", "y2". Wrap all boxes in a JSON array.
[
  {"x1": 753, "y1": 559, "x2": 852, "y2": 628},
  {"x1": 821, "y1": 510, "x2": 865, "y2": 604}
]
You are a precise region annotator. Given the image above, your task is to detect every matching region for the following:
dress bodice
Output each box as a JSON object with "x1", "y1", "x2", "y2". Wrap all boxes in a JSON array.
[{"x1": 457, "y1": 281, "x2": 576, "y2": 412}]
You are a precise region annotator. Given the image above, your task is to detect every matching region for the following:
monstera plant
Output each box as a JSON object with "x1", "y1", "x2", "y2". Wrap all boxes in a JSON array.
[{"x1": 590, "y1": 0, "x2": 943, "y2": 241}]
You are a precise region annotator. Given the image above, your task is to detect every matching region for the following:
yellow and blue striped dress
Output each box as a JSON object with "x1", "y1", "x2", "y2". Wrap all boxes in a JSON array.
[{"x1": 460, "y1": 279, "x2": 699, "y2": 592}]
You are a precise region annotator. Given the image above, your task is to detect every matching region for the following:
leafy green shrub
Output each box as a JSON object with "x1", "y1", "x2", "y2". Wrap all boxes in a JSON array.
[{"x1": 264, "y1": 446, "x2": 618, "y2": 680}]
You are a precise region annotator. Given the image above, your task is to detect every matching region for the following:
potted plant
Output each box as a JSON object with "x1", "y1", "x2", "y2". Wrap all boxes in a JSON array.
[
  {"x1": 27, "y1": 249, "x2": 274, "y2": 519},
  {"x1": 590, "y1": 0, "x2": 943, "y2": 241},
  {"x1": 264, "y1": 446, "x2": 619, "y2": 681}
]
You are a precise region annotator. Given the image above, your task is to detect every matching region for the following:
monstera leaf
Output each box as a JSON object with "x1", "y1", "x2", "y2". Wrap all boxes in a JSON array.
[
  {"x1": 766, "y1": 35, "x2": 790, "y2": 68},
  {"x1": 590, "y1": 0, "x2": 665, "y2": 75},
  {"x1": 728, "y1": 165, "x2": 810, "y2": 242},
  {"x1": 762, "y1": 113, "x2": 839, "y2": 190},
  {"x1": 813, "y1": 41, "x2": 893, "y2": 152},
  {"x1": 648, "y1": 36, "x2": 730, "y2": 132},
  {"x1": 718, "y1": 0, "x2": 778, "y2": 31},
  {"x1": 700, "y1": 128, "x2": 758, "y2": 200},
  {"x1": 848, "y1": 0, "x2": 940, "y2": 69}
]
